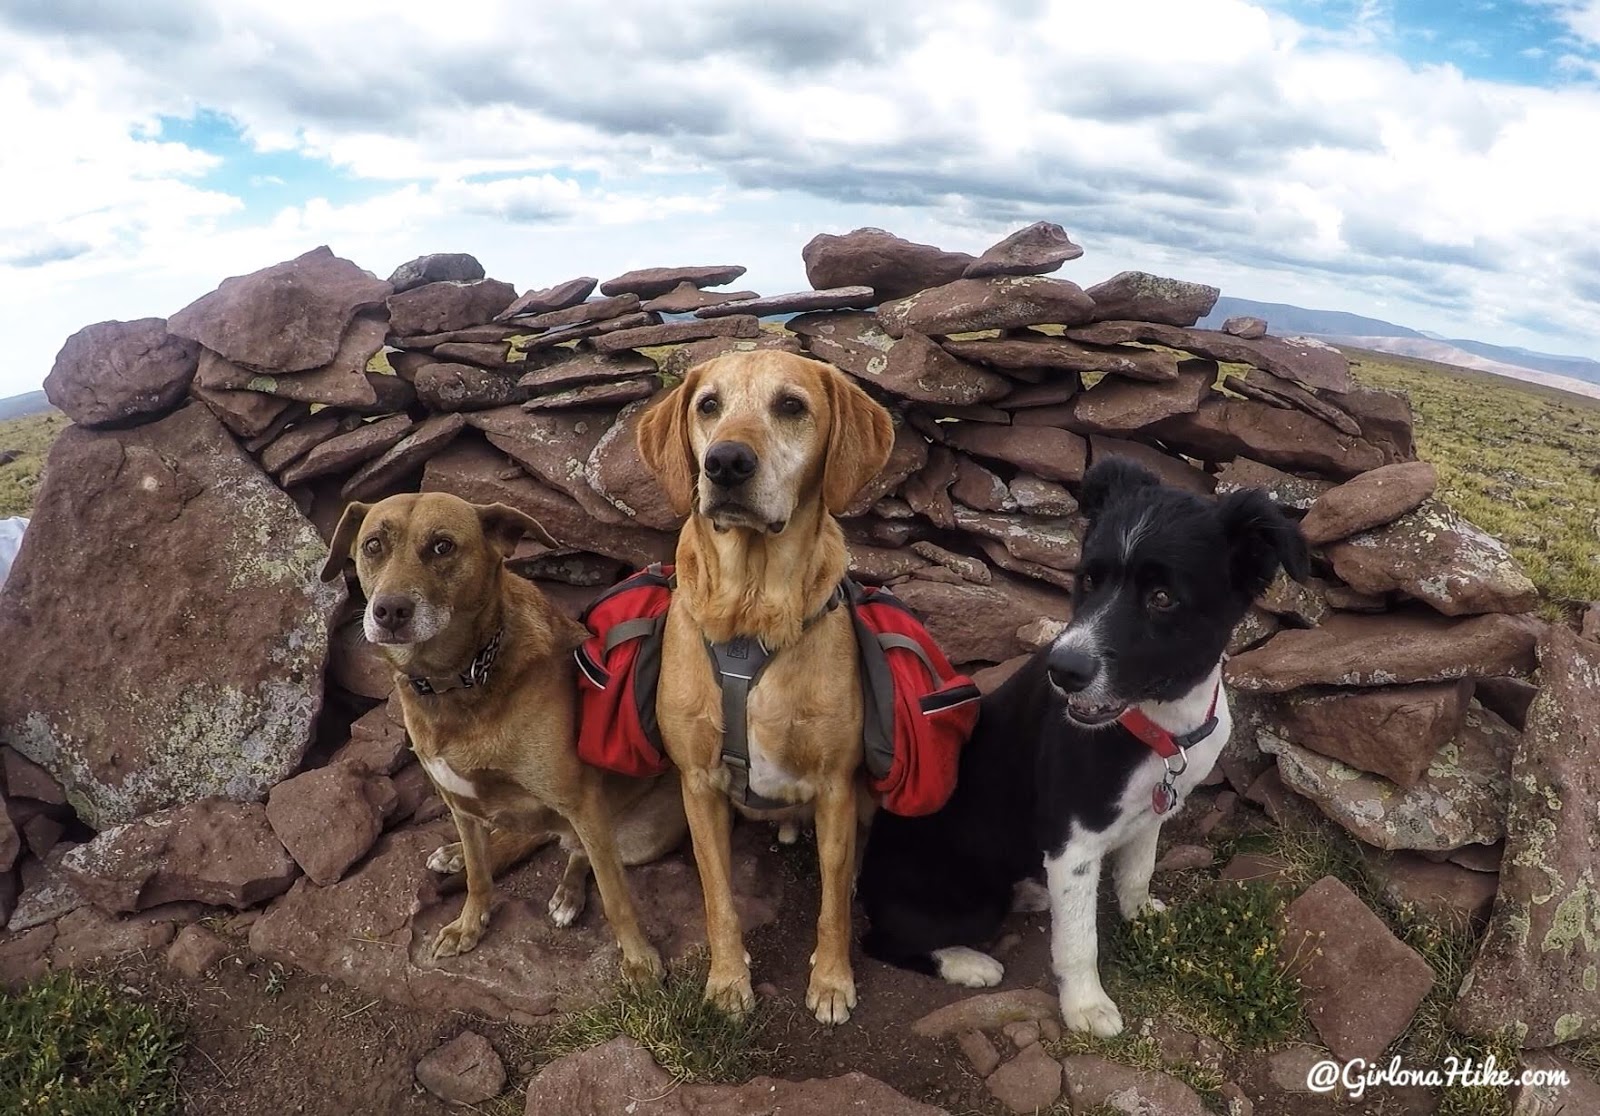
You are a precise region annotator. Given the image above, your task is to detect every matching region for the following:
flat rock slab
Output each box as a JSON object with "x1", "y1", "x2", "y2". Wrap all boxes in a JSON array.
[
  {"x1": 1224, "y1": 315, "x2": 1268, "y2": 338},
  {"x1": 1088, "y1": 435, "x2": 1215, "y2": 495},
  {"x1": 802, "y1": 227, "x2": 974, "y2": 301},
  {"x1": 1084, "y1": 270, "x2": 1220, "y2": 327},
  {"x1": 599, "y1": 265, "x2": 748, "y2": 299},
  {"x1": 1300, "y1": 461, "x2": 1437, "y2": 544},
  {"x1": 1155, "y1": 396, "x2": 1382, "y2": 479},
  {"x1": 879, "y1": 276, "x2": 1097, "y2": 338},
  {"x1": 1327, "y1": 498, "x2": 1538, "y2": 616},
  {"x1": 1369, "y1": 851, "x2": 1499, "y2": 927},
  {"x1": 1225, "y1": 610, "x2": 1539, "y2": 692},
  {"x1": 340, "y1": 413, "x2": 468, "y2": 502},
  {"x1": 1281, "y1": 876, "x2": 1435, "y2": 1061},
  {"x1": 195, "y1": 313, "x2": 386, "y2": 409},
  {"x1": 511, "y1": 293, "x2": 641, "y2": 334},
  {"x1": 1213, "y1": 457, "x2": 1332, "y2": 511},
  {"x1": 694, "y1": 285, "x2": 875, "y2": 318},
  {"x1": 589, "y1": 314, "x2": 759, "y2": 354},
  {"x1": 267, "y1": 766, "x2": 397, "y2": 886},
  {"x1": 387, "y1": 279, "x2": 517, "y2": 337},
  {"x1": 423, "y1": 440, "x2": 674, "y2": 567},
  {"x1": 518, "y1": 350, "x2": 656, "y2": 393},
  {"x1": 584, "y1": 400, "x2": 681, "y2": 531},
  {"x1": 472, "y1": 407, "x2": 627, "y2": 525},
  {"x1": 45, "y1": 317, "x2": 200, "y2": 428},
  {"x1": 986, "y1": 1043, "x2": 1063, "y2": 1113},
  {"x1": 1454, "y1": 626, "x2": 1600, "y2": 1046},
  {"x1": 1061, "y1": 1054, "x2": 1208, "y2": 1116},
  {"x1": 1266, "y1": 681, "x2": 1472, "y2": 788},
  {"x1": 942, "y1": 333, "x2": 1179, "y2": 382},
  {"x1": 793, "y1": 319, "x2": 1010, "y2": 406},
  {"x1": 1068, "y1": 320, "x2": 1353, "y2": 393},
  {"x1": 965, "y1": 220, "x2": 1083, "y2": 278},
  {"x1": 0, "y1": 404, "x2": 341, "y2": 827},
  {"x1": 61, "y1": 799, "x2": 298, "y2": 911},
  {"x1": 893, "y1": 572, "x2": 1071, "y2": 664},
  {"x1": 523, "y1": 1036, "x2": 945, "y2": 1116},
  {"x1": 943, "y1": 421, "x2": 1087, "y2": 483},
  {"x1": 495, "y1": 276, "x2": 597, "y2": 320},
  {"x1": 249, "y1": 820, "x2": 781, "y2": 1025},
  {"x1": 1259, "y1": 703, "x2": 1514, "y2": 851},
  {"x1": 169, "y1": 246, "x2": 391, "y2": 373},
  {"x1": 413, "y1": 362, "x2": 530, "y2": 412},
  {"x1": 1035, "y1": 359, "x2": 1211, "y2": 434},
  {"x1": 280, "y1": 413, "x2": 415, "y2": 487},
  {"x1": 642, "y1": 282, "x2": 759, "y2": 313}
]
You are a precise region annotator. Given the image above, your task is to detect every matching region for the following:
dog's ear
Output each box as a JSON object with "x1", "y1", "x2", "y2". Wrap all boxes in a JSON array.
[
  {"x1": 477, "y1": 502, "x2": 558, "y2": 559},
  {"x1": 821, "y1": 365, "x2": 894, "y2": 515},
  {"x1": 1217, "y1": 488, "x2": 1310, "y2": 599},
  {"x1": 1078, "y1": 458, "x2": 1162, "y2": 522},
  {"x1": 319, "y1": 501, "x2": 373, "y2": 583},
  {"x1": 636, "y1": 371, "x2": 698, "y2": 517}
]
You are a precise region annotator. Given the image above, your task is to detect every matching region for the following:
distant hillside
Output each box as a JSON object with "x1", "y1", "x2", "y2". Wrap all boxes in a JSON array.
[
  {"x1": 0, "y1": 392, "x2": 51, "y2": 421},
  {"x1": 1200, "y1": 297, "x2": 1600, "y2": 390},
  {"x1": 1199, "y1": 297, "x2": 1428, "y2": 340}
]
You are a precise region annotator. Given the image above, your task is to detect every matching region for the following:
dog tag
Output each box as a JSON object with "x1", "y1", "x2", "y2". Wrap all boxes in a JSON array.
[{"x1": 1152, "y1": 781, "x2": 1177, "y2": 815}]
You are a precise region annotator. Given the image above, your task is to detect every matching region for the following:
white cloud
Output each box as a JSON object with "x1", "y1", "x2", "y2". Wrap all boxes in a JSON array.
[{"x1": 2, "y1": 0, "x2": 1600, "y2": 396}]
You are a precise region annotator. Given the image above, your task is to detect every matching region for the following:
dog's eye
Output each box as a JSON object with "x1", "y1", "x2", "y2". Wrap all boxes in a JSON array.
[
  {"x1": 1078, "y1": 573, "x2": 1096, "y2": 593},
  {"x1": 696, "y1": 395, "x2": 719, "y2": 416},
  {"x1": 1148, "y1": 588, "x2": 1175, "y2": 611},
  {"x1": 361, "y1": 537, "x2": 382, "y2": 558},
  {"x1": 430, "y1": 538, "x2": 455, "y2": 557},
  {"x1": 774, "y1": 394, "x2": 806, "y2": 417}
]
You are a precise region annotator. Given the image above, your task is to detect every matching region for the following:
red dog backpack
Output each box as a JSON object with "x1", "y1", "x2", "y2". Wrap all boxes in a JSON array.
[{"x1": 574, "y1": 569, "x2": 981, "y2": 816}]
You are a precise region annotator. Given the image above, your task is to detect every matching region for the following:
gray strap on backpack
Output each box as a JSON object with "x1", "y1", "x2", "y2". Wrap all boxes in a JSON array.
[{"x1": 704, "y1": 636, "x2": 791, "y2": 812}]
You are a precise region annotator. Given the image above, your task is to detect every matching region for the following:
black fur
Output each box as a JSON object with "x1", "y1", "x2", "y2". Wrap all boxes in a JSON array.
[{"x1": 858, "y1": 459, "x2": 1308, "y2": 974}]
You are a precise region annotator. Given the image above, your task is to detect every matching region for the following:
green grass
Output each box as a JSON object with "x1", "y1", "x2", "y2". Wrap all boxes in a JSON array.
[
  {"x1": 1345, "y1": 348, "x2": 1600, "y2": 613},
  {"x1": 0, "y1": 971, "x2": 184, "y2": 1116},
  {"x1": 0, "y1": 410, "x2": 68, "y2": 519},
  {"x1": 535, "y1": 959, "x2": 775, "y2": 1085}
]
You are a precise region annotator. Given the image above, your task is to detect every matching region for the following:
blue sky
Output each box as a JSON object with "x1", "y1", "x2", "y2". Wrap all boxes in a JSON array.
[{"x1": 3, "y1": 0, "x2": 1599, "y2": 397}]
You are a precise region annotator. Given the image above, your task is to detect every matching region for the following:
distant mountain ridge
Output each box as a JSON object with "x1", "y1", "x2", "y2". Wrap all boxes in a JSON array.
[
  {"x1": 1199, "y1": 297, "x2": 1600, "y2": 389},
  {"x1": 0, "y1": 391, "x2": 51, "y2": 421}
]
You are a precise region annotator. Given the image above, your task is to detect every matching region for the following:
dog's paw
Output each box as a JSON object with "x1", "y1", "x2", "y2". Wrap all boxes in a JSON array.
[
  {"x1": 776, "y1": 821, "x2": 801, "y2": 846},
  {"x1": 1060, "y1": 990, "x2": 1125, "y2": 1038},
  {"x1": 704, "y1": 970, "x2": 755, "y2": 1019},
  {"x1": 933, "y1": 946, "x2": 1005, "y2": 988},
  {"x1": 621, "y1": 944, "x2": 664, "y2": 986},
  {"x1": 547, "y1": 882, "x2": 587, "y2": 928},
  {"x1": 1011, "y1": 879, "x2": 1051, "y2": 913},
  {"x1": 427, "y1": 843, "x2": 466, "y2": 875},
  {"x1": 430, "y1": 908, "x2": 489, "y2": 961},
  {"x1": 1118, "y1": 894, "x2": 1167, "y2": 921},
  {"x1": 806, "y1": 969, "x2": 857, "y2": 1026}
]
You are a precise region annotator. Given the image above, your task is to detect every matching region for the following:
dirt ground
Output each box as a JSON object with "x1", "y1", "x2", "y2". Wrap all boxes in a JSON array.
[{"x1": 69, "y1": 809, "x2": 1452, "y2": 1116}]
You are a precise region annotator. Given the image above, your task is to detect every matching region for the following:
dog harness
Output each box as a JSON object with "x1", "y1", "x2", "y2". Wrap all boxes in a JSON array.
[
  {"x1": 1117, "y1": 680, "x2": 1221, "y2": 815},
  {"x1": 574, "y1": 565, "x2": 981, "y2": 817},
  {"x1": 405, "y1": 628, "x2": 504, "y2": 696},
  {"x1": 702, "y1": 586, "x2": 847, "y2": 811}
]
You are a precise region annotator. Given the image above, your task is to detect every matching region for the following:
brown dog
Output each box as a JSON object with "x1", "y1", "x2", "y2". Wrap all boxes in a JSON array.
[
  {"x1": 637, "y1": 350, "x2": 894, "y2": 1024},
  {"x1": 320, "y1": 492, "x2": 685, "y2": 981}
]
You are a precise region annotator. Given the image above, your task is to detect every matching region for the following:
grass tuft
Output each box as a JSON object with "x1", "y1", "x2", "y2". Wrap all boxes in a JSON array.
[
  {"x1": 0, "y1": 970, "x2": 185, "y2": 1116},
  {"x1": 538, "y1": 960, "x2": 774, "y2": 1085},
  {"x1": 1105, "y1": 884, "x2": 1306, "y2": 1050}
]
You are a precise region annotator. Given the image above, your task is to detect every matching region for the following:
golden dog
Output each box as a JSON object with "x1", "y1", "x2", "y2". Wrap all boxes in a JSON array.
[
  {"x1": 637, "y1": 350, "x2": 893, "y2": 1023},
  {"x1": 321, "y1": 492, "x2": 685, "y2": 981}
]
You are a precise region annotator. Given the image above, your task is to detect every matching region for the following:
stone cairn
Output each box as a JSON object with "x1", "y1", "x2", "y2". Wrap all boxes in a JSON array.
[{"x1": 2, "y1": 225, "x2": 1595, "y2": 1079}]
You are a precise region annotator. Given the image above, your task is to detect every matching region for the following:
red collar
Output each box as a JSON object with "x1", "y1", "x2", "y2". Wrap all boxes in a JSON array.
[{"x1": 1117, "y1": 681, "x2": 1222, "y2": 759}]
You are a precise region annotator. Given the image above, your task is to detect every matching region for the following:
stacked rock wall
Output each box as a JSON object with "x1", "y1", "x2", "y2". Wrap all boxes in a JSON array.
[{"x1": 2, "y1": 222, "x2": 1592, "y2": 1049}]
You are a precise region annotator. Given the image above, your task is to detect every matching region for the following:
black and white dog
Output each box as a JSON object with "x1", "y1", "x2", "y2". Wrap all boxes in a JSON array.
[{"x1": 858, "y1": 458, "x2": 1308, "y2": 1037}]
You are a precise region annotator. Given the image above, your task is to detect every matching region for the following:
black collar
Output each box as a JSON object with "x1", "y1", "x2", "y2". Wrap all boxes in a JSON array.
[{"x1": 407, "y1": 628, "x2": 503, "y2": 696}]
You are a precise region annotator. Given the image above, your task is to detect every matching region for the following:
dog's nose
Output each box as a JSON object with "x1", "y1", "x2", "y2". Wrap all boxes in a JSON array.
[
  {"x1": 1045, "y1": 645, "x2": 1098, "y2": 693},
  {"x1": 370, "y1": 594, "x2": 414, "y2": 632},
  {"x1": 703, "y1": 440, "x2": 758, "y2": 488}
]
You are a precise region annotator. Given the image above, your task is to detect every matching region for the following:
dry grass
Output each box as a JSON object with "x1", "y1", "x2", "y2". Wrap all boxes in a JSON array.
[
  {"x1": 0, "y1": 410, "x2": 68, "y2": 519},
  {"x1": 1344, "y1": 348, "x2": 1600, "y2": 614}
]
